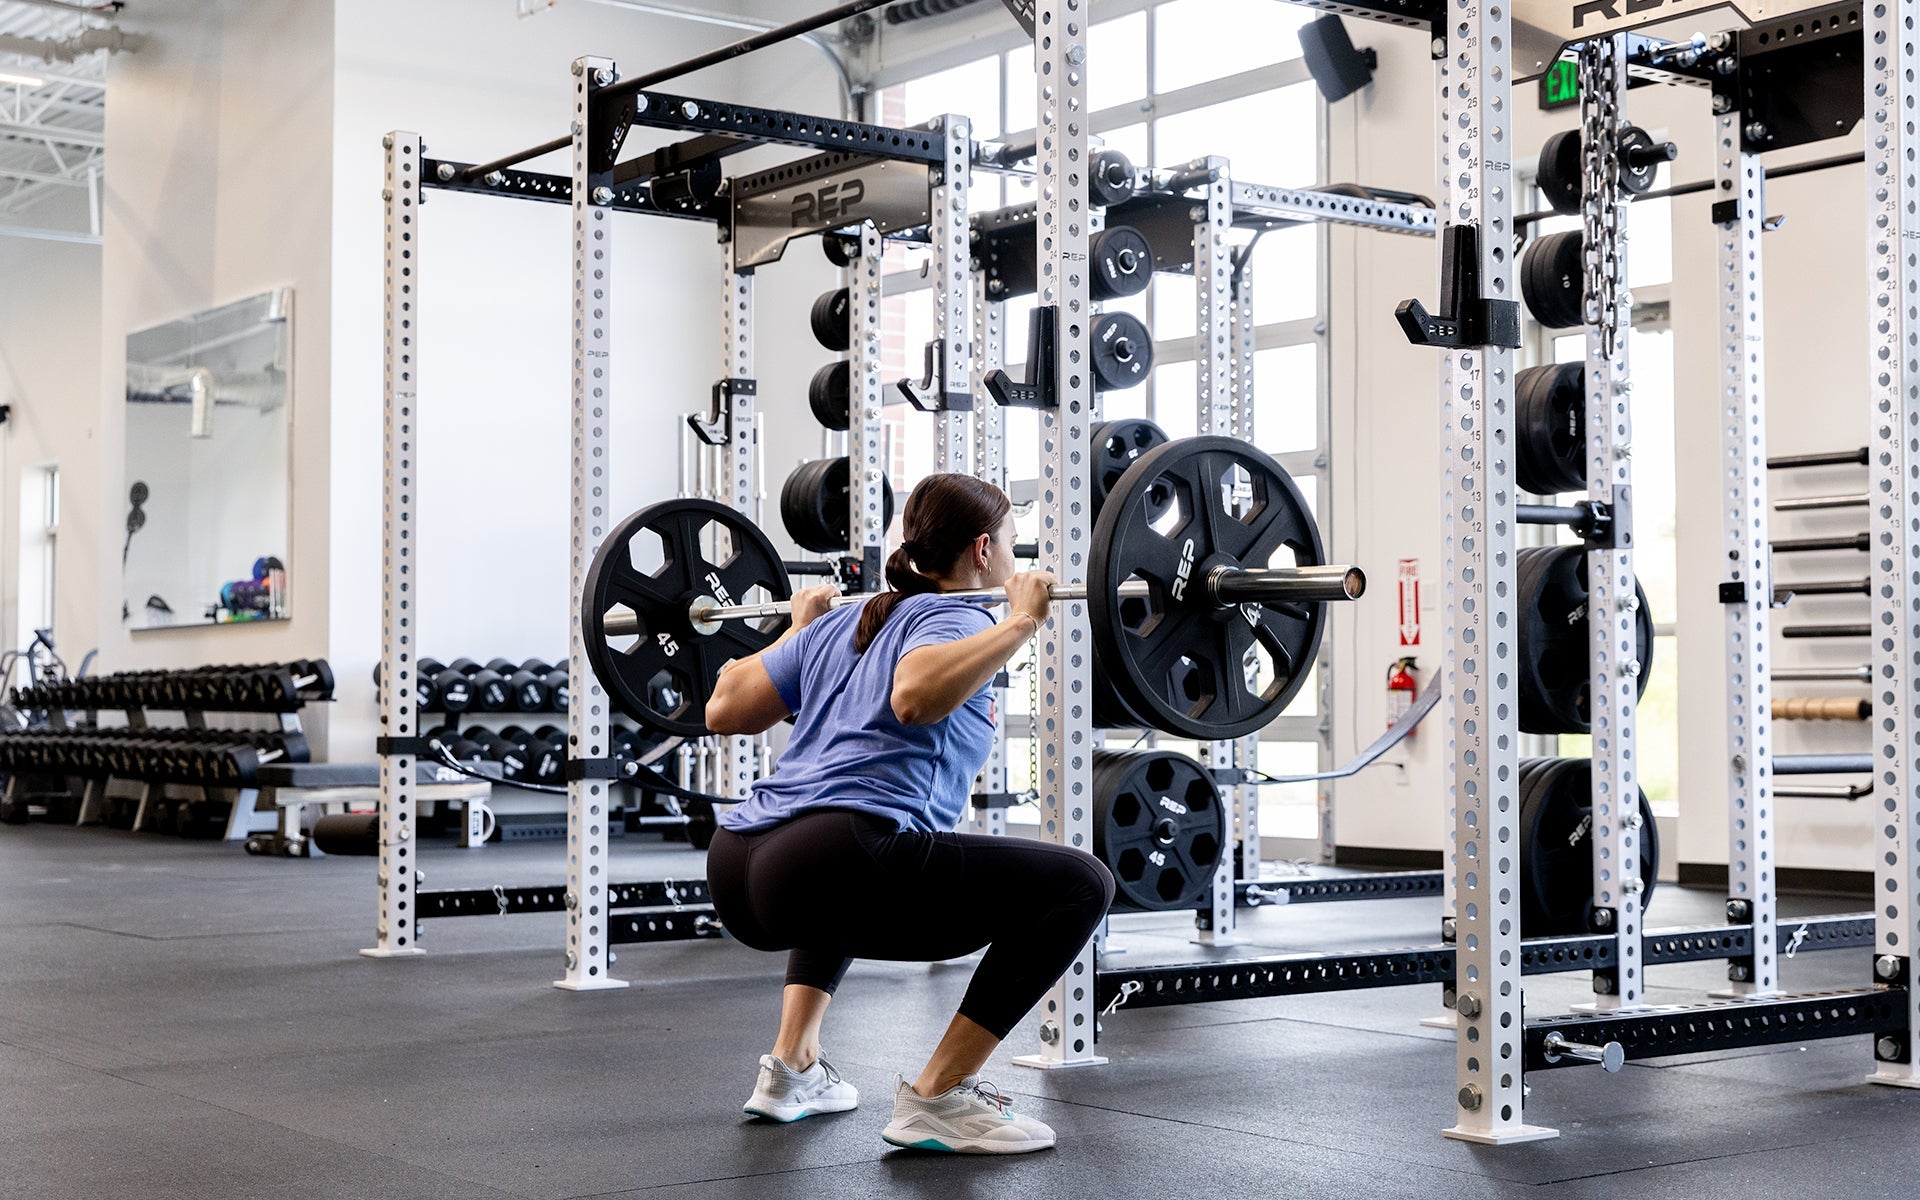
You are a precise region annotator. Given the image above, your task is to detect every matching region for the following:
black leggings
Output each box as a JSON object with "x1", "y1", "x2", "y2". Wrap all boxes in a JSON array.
[{"x1": 708, "y1": 809, "x2": 1116, "y2": 1040}]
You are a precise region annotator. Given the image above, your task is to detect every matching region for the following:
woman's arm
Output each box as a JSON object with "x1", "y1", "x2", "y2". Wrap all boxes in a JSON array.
[
  {"x1": 706, "y1": 584, "x2": 837, "y2": 735},
  {"x1": 891, "y1": 572, "x2": 1053, "y2": 725}
]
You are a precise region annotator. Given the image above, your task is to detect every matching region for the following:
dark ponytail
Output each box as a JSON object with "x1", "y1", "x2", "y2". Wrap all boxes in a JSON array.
[{"x1": 855, "y1": 473, "x2": 1011, "y2": 653}]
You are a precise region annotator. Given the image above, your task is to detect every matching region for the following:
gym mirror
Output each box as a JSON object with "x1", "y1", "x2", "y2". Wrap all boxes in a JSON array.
[{"x1": 122, "y1": 288, "x2": 293, "y2": 630}]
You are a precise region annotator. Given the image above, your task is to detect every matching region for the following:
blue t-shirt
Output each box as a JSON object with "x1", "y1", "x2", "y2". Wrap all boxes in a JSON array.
[{"x1": 717, "y1": 593, "x2": 998, "y2": 835}]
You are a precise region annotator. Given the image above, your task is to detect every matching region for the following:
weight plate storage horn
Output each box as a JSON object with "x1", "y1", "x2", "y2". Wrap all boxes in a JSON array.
[
  {"x1": 1088, "y1": 436, "x2": 1327, "y2": 738},
  {"x1": 583, "y1": 499, "x2": 794, "y2": 739},
  {"x1": 1516, "y1": 545, "x2": 1655, "y2": 734},
  {"x1": 1520, "y1": 230, "x2": 1585, "y2": 330},
  {"x1": 1518, "y1": 756, "x2": 1659, "y2": 935},
  {"x1": 1515, "y1": 362, "x2": 1586, "y2": 495},
  {"x1": 1093, "y1": 749, "x2": 1225, "y2": 911}
]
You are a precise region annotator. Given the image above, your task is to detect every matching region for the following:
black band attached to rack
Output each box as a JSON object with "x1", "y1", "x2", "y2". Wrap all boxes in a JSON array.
[
  {"x1": 376, "y1": 736, "x2": 437, "y2": 757},
  {"x1": 566, "y1": 757, "x2": 622, "y2": 782}
]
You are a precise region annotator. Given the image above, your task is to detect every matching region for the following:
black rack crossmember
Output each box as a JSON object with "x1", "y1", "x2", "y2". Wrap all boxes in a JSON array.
[
  {"x1": 1093, "y1": 914, "x2": 1874, "y2": 1013},
  {"x1": 416, "y1": 878, "x2": 713, "y2": 921},
  {"x1": 1238, "y1": 871, "x2": 1443, "y2": 906},
  {"x1": 1524, "y1": 987, "x2": 1906, "y2": 1072}
]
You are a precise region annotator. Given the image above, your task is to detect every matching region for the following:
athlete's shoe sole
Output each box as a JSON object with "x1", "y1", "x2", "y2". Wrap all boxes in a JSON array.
[
  {"x1": 743, "y1": 1093, "x2": 859, "y2": 1123},
  {"x1": 880, "y1": 1125, "x2": 1056, "y2": 1153}
]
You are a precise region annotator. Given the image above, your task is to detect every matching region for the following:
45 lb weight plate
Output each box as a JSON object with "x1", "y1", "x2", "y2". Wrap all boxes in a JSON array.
[
  {"x1": 583, "y1": 499, "x2": 793, "y2": 739},
  {"x1": 1093, "y1": 749, "x2": 1225, "y2": 911},
  {"x1": 1088, "y1": 436, "x2": 1327, "y2": 738}
]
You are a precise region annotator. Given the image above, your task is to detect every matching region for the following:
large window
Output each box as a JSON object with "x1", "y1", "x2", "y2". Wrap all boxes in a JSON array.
[
  {"x1": 867, "y1": 1, "x2": 1331, "y2": 843},
  {"x1": 17, "y1": 463, "x2": 58, "y2": 650}
]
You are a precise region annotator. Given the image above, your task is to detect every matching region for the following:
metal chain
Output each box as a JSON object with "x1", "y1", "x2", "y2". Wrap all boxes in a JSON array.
[{"x1": 1578, "y1": 44, "x2": 1625, "y2": 358}]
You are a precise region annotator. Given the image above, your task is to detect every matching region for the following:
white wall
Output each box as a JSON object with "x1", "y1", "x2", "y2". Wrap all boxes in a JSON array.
[
  {"x1": 324, "y1": 0, "x2": 846, "y2": 756},
  {"x1": 0, "y1": 209, "x2": 101, "y2": 671},
  {"x1": 1322, "y1": 25, "x2": 1447, "y2": 852},
  {"x1": 96, "y1": 0, "x2": 333, "y2": 685}
]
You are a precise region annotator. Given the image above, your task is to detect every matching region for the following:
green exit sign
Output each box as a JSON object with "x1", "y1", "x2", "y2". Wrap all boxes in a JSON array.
[{"x1": 1539, "y1": 60, "x2": 1579, "y2": 110}]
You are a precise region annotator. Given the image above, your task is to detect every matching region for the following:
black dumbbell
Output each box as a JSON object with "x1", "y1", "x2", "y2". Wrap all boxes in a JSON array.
[
  {"x1": 543, "y1": 666, "x2": 569, "y2": 713},
  {"x1": 463, "y1": 727, "x2": 531, "y2": 781},
  {"x1": 500, "y1": 725, "x2": 564, "y2": 784},
  {"x1": 291, "y1": 659, "x2": 335, "y2": 698},
  {"x1": 420, "y1": 659, "x2": 473, "y2": 713},
  {"x1": 450, "y1": 658, "x2": 511, "y2": 712},
  {"x1": 501, "y1": 659, "x2": 552, "y2": 711},
  {"x1": 373, "y1": 661, "x2": 441, "y2": 711}
]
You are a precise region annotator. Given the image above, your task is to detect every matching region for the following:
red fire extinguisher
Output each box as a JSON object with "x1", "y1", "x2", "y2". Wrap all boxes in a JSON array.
[{"x1": 1387, "y1": 657, "x2": 1418, "y2": 729}]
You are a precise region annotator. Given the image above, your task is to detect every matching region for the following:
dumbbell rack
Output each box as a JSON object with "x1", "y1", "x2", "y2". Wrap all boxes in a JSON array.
[{"x1": 0, "y1": 667, "x2": 322, "y2": 842}]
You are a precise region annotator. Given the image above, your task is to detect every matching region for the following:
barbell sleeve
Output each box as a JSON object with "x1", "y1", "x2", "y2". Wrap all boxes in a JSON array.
[
  {"x1": 1771, "y1": 533, "x2": 1869, "y2": 554},
  {"x1": 1767, "y1": 447, "x2": 1868, "y2": 470},
  {"x1": 1772, "y1": 665, "x2": 1871, "y2": 683},
  {"x1": 1775, "y1": 783, "x2": 1873, "y2": 801},
  {"x1": 646, "y1": 563, "x2": 1368, "y2": 632},
  {"x1": 1775, "y1": 753, "x2": 1872, "y2": 775},
  {"x1": 1775, "y1": 493, "x2": 1867, "y2": 512},
  {"x1": 1782, "y1": 624, "x2": 1870, "y2": 639},
  {"x1": 1773, "y1": 578, "x2": 1869, "y2": 598}
]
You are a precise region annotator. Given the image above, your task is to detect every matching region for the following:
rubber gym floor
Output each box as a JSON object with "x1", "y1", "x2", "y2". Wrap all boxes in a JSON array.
[{"x1": 2, "y1": 824, "x2": 1914, "y2": 1199}]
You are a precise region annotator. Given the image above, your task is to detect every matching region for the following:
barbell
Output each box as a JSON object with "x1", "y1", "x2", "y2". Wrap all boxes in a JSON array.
[
  {"x1": 583, "y1": 436, "x2": 1365, "y2": 741},
  {"x1": 604, "y1": 565, "x2": 1363, "y2": 634}
]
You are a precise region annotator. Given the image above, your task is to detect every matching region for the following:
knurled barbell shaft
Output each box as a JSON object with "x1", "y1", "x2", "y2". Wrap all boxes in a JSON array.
[{"x1": 601, "y1": 564, "x2": 1366, "y2": 635}]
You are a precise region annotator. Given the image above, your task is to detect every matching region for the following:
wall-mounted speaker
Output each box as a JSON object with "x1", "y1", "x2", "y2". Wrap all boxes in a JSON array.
[{"x1": 1300, "y1": 16, "x2": 1376, "y2": 104}]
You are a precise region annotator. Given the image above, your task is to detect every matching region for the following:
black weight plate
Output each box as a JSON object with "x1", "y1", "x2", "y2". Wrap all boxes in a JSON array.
[
  {"x1": 1617, "y1": 126, "x2": 1662, "y2": 195},
  {"x1": 1090, "y1": 311, "x2": 1153, "y2": 392},
  {"x1": 1089, "y1": 419, "x2": 1169, "y2": 517},
  {"x1": 1516, "y1": 545, "x2": 1656, "y2": 734},
  {"x1": 1089, "y1": 148, "x2": 1135, "y2": 207},
  {"x1": 1092, "y1": 749, "x2": 1225, "y2": 911},
  {"x1": 1088, "y1": 436, "x2": 1327, "y2": 740},
  {"x1": 1520, "y1": 231, "x2": 1585, "y2": 329},
  {"x1": 809, "y1": 287, "x2": 851, "y2": 352},
  {"x1": 1519, "y1": 756, "x2": 1659, "y2": 936},
  {"x1": 1516, "y1": 362, "x2": 1587, "y2": 495},
  {"x1": 583, "y1": 499, "x2": 794, "y2": 739},
  {"x1": 782, "y1": 457, "x2": 895, "y2": 554},
  {"x1": 1090, "y1": 226, "x2": 1153, "y2": 301},
  {"x1": 1537, "y1": 129, "x2": 1584, "y2": 215},
  {"x1": 808, "y1": 361, "x2": 852, "y2": 431}
]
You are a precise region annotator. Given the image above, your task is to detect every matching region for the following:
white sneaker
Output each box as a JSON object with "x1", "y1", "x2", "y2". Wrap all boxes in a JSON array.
[
  {"x1": 880, "y1": 1074, "x2": 1056, "y2": 1154},
  {"x1": 742, "y1": 1054, "x2": 859, "y2": 1122}
]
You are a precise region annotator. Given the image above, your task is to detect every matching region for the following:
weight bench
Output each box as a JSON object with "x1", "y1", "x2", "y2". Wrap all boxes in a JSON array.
[{"x1": 246, "y1": 761, "x2": 495, "y2": 856}]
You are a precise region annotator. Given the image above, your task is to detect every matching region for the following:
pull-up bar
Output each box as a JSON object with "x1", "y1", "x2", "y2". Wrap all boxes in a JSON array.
[{"x1": 458, "y1": 0, "x2": 900, "y2": 183}]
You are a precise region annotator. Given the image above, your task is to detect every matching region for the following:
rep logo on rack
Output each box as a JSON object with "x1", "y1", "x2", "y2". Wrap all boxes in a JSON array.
[{"x1": 791, "y1": 179, "x2": 865, "y2": 227}]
